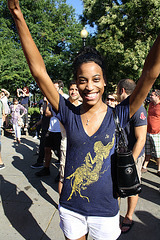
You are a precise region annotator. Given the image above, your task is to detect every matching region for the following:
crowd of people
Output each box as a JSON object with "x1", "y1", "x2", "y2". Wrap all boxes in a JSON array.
[
  {"x1": 1, "y1": 0, "x2": 160, "y2": 239},
  {"x1": 107, "y1": 87, "x2": 160, "y2": 176}
]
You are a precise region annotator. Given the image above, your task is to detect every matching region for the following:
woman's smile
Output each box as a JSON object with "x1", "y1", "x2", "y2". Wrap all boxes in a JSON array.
[{"x1": 84, "y1": 92, "x2": 99, "y2": 101}]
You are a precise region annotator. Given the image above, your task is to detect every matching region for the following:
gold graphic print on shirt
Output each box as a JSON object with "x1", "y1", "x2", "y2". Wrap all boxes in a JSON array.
[{"x1": 66, "y1": 135, "x2": 115, "y2": 202}]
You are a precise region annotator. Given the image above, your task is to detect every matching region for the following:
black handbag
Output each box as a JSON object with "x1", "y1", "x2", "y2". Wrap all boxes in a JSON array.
[{"x1": 112, "y1": 109, "x2": 142, "y2": 198}]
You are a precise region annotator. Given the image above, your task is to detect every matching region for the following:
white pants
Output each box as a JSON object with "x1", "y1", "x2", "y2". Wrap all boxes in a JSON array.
[
  {"x1": 59, "y1": 205, "x2": 121, "y2": 240},
  {"x1": 13, "y1": 124, "x2": 21, "y2": 140}
]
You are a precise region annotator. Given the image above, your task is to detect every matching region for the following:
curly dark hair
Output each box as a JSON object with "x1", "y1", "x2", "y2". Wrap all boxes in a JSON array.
[{"x1": 73, "y1": 46, "x2": 106, "y2": 83}]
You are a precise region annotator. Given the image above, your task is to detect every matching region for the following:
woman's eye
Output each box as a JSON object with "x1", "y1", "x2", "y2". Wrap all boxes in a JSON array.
[
  {"x1": 79, "y1": 78, "x2": 86, "y2": 83},
  {"x1": 94, "y1": 78, "x2": 100, "y2": 82}
]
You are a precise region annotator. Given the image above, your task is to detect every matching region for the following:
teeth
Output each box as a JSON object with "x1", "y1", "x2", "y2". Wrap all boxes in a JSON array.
[{"x1": 86, "y1": 93, "x2": 97, "y2": 98}]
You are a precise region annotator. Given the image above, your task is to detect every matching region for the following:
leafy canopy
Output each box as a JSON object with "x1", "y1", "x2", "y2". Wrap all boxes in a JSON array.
[
  {"x1": 0, "y1": 0, "x2": 83, "y2": 95},
  {"x1": 82, "y1": 0, "x2": 160, "y2": 91}
]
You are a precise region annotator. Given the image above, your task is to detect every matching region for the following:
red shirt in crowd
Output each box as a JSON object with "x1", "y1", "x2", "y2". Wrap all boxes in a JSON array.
[{"x1": 147, "y1": 102, "x2": 160, "y2": 134}]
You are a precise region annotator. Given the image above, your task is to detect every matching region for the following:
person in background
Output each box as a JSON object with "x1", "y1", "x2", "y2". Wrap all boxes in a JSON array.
[
  {"x1": 31, "y1": 98, "x2": 44, "y2": 140},
  {"x1": 142, "y1": 89, "x2": 160, "y2": 176},
  {"x1": 54, "y1": 80, "x2": 69, "y2": 99},
  {"x1": 10, "y1": 98, "x2": 27, "y2": 144},
  {"x1": 1, "y1": 88, "x2": 10, "y2": 127},
  {"x1": 58, "y1": 81, "x2": 81, "y2": 195},
  {"x1": 31, "y1": 97, "x2": 52, "y2": 169},
  {"x1": 8, "y1": 1, "x2": 160, "y2": 239},
  {"x1": 17, "y1": 86, "x2": 29, "y2": 130},
  {"x1": 116, "y1": 78, "x2": 147, "y2": 234},
  {"x1": 0, "y1": 96, "x2": 5, "y2": 169},
  {"x1": 35, "y1": 80, "x2": 70, "y2": 182},
  {"x1": 106, "y1": 93, "x2": 118, "y2": 108},
  {"x1": 52, "y1": 80, "x2": 69, "y2": 183},
  {"x1": 35, "y1": 106, "x2": 61, "y2": 177},
  {"x1": 68, "y1": 81, "x2": 82, "y2": 106}
]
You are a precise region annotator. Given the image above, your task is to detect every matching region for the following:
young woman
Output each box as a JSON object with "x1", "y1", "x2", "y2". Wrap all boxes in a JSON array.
[
  {"x1": 10, "y1": 98, "x2": 27, "y2": 144},
  {"x1": 7, "y1": 1, "x2": 160, "y2": 239},
  {"x1": 17, "y1": 86, "x2": 29, "y2": 129}
]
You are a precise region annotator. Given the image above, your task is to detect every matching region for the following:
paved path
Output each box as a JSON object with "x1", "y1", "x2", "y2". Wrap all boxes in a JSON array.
[{"x1": 0, "y1": 134, "x2": 159, "y2": 240}]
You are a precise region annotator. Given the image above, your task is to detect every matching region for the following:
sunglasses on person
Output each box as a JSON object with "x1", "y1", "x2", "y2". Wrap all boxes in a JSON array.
[{"x1": 153, "y1": 90, "x2": 160, "y2": 97}]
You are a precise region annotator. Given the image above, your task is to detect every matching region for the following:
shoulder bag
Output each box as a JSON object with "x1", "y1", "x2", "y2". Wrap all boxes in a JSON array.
[{"x1": 112, "y1": 109, "x2": 142, "y2": 198}]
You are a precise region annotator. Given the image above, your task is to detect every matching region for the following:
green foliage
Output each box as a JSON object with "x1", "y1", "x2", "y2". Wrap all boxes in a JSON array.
[
  {"x1": 28, "y1": 107, "x2": 41, "y2": 130},
  {"x1": 0, "y1": 0, "x2": 83, "y2": 95},
  {"x1": 28, "y1": 107, "x2": 40, "y2": 116},
  {"x1": 82, "y1": 0, "x2": 160, "y2": 92}
]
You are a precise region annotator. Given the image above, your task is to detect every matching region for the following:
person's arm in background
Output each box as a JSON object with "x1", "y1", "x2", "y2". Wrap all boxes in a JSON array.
[
  {"x1": 42, "y1": 97, "x2": 53, "y2": 118},
  {"x1": 22, "y1": 90, "x2": 29, "y2": 97},
  {"x1": 1, "y1": 89, "x2": 10, "y2": 98},
  {"x1": 17, "y1": 88, "x2": 22, "y2": 98},
  {"x1": 19, "y1": 105, "x2": 27, "y2": 118},
  {"x1": 45, "y1": 104, "x2": 53, "y2": 118},
  {"x1": 132, "y1": 125, "x2": 147, "y2": 161},
  {"x1": 32, "y1": 118, "x2": 42, "y2": 129}
]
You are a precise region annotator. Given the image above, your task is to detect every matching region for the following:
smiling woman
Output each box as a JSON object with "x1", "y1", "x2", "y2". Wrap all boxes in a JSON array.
[
  {"x1": 76, "y1": 61, "x2": 107, "y2": 135},
  {"x1": 7, "y1": 0, "x2": 160, "y2": 239}
]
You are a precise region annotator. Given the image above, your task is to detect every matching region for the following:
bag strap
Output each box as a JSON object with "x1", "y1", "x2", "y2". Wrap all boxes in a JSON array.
[{"x1": 112, "y1": 109, "x2": 128, "y2": 152}]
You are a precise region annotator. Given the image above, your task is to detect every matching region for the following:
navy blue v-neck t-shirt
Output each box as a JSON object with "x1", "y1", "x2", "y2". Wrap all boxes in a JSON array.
[{"x1": 57, "y1": 94, "x2": 129, "y2": 217}]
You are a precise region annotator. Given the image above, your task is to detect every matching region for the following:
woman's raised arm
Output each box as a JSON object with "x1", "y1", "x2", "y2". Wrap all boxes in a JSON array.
[
  {"x1": 130, "y1": 33, "x2": 160, "y2": 117},
  {"x1": 7, "y1": 0, "x2": 59, "y2": 111}
]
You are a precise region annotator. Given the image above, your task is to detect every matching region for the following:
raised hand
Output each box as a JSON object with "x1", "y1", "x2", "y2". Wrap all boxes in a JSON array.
[{"x1": 7, "y1": 0, "x2": 19, "y2": 12}]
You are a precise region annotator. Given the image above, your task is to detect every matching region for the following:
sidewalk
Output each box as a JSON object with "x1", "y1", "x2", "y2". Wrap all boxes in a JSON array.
[{"x1": 0, "y1": 135, "x2": 159, "y2": 240}]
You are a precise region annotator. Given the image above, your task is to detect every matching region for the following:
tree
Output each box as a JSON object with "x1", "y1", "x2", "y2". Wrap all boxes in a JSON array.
[
  {"x1": 82, "y1": 0, "x2": 160, "y2": 92},
  {"x1": 0, "y1": 0, "x2": 83, "y2": 95}
]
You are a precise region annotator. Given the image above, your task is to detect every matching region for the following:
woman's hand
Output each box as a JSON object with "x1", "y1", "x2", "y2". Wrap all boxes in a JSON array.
[
  {"x1": 8, "y1": 0, "x2": 22, "y2": 19},
  {"x1": 7, "y1": 0, "x2": 19, "y2": 11}
]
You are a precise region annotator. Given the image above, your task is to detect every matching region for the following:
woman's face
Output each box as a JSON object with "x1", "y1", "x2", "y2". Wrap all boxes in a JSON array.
[
  {"x1": 14, "y1": 100, "x2": 18, "y2": 105},
  {"x1": 76, "y1": 62, "x2": 106, "y2": 106}
]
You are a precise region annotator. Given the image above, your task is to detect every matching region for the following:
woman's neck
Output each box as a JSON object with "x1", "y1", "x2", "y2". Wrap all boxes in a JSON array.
[{"x1": 81, "y1": 100, "x2": 105, "y2": 114}]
